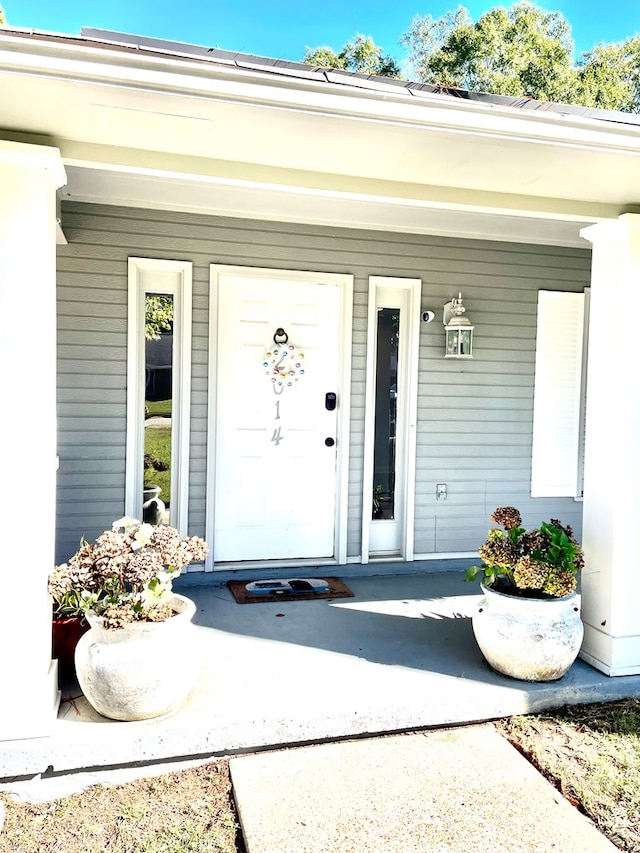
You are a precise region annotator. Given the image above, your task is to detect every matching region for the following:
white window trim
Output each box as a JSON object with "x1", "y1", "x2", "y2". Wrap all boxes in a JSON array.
[
  {"x1": 205, "y1": 264, "x2": 353, "y2": 571},
  {"x1": 362, "y1": 276, "x2": 421, "y2": 562},
  {"x1": 531, "y1": 289, "x2": 586, "y2": 499},
  {"x1": 125, "y1": 257, "x2": 192, "y2": 533}
]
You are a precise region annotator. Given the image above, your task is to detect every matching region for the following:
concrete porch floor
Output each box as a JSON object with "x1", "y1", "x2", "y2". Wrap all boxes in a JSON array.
[{"x1": 3, "y1": 570, "x2": 640, "y2": 781}]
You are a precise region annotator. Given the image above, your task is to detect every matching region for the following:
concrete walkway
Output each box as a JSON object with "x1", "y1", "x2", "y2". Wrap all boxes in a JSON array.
[{"x1": 231, "y1": 725, "x2": 618, "y2": 853}]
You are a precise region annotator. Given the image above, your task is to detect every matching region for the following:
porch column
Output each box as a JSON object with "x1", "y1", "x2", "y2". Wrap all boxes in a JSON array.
[
  {"x1": 0, "y1": 141, "x2": 66, "y2": 739},
  {"x1": 579, "y1": 213, "x2": 640, "y2": 675}
]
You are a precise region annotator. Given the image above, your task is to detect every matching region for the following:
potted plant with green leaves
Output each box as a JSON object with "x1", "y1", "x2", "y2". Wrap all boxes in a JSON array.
[
  {"x1": 50, "y1": 586, "x2": 91, "y2": 684},
  {"x1": 466, "y1": 506, "x2": 584, "y2": 681},
  {"x1": 48, "y1": 517, "x2": 208, "y2": 720}
]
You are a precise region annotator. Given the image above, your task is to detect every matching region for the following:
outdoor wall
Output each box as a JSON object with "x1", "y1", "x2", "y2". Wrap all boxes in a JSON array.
[{"x1": 55, "y1": 202, "x2": 590, "y2": 565}]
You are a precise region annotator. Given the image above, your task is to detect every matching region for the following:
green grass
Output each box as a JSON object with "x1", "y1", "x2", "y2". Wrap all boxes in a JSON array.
[
  {"x1": 146, "y1": 398, "x2": 172, "y2": 416},
  {"x1": 144, "y1": 425, "x2": 171, "y2": 505}
]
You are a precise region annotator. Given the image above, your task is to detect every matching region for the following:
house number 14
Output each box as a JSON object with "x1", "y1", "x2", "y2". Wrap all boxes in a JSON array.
[{"x1": 271, "y1": 399, "x2": 283, "y2": 446}]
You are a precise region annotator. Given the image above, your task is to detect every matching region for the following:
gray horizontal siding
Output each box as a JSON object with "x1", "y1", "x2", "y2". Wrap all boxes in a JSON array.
[
  {"x1": 413, "y1": 255, "x2": 588, "y2": 556},
  {"x1": 56, "y1": 201, "x2": 590, "y2": 565}
]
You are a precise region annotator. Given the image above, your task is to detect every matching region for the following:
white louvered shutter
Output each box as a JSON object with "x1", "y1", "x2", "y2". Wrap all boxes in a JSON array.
[{"x1": 531, "y1": 290, "x2": 586, "y2": 497}]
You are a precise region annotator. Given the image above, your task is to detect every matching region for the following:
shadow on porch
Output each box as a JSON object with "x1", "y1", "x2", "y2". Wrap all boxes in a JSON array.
[{"x1": 3, "y1": 571, "x2": 640, "y2": 781}]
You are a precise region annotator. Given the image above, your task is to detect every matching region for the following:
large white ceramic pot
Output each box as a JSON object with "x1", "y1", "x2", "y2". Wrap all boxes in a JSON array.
[
  {"x1": 472, "y1": 584, "x2": 583, "y2": 682},
  {"x1": 75, "y1": 594, "x2": 200, "y2": 721}
]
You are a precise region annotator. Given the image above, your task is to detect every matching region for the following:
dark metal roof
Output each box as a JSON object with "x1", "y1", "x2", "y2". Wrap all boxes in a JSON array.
[{"x1": 4, "y1": 25, "x2": 640, "y2": 129}]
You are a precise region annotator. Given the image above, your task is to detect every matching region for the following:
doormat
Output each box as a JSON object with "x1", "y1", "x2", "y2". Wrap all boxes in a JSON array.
[{"x1": 228, "y1": 577, "x2": 354, "y2": 604}]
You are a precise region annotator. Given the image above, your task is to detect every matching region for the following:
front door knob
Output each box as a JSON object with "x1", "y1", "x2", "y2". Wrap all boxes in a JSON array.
[{"x1": 325, "y1": 437, "x2": 335, "y2": 447}]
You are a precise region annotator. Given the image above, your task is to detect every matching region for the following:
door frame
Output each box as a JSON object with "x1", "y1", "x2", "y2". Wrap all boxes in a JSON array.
[
  {"x1": 362, "y1": 276, "x2": 421, "y2": 562},
  {"x1": 205, "y1": 264, "x2": 354, "y2": 571}
]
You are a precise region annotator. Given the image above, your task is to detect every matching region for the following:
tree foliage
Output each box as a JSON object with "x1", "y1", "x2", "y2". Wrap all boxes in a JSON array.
[
  {"x1": 304, "y1": 33, "x2": 400, "y2": 77},
  {"x1": 0, "y1": 6, "x2": 6, "y2": 25},
  {"x1": 401, "y1": 3, "x2": 640, "y2": 112},
  {"x1": 145, "y1": 295, "x2": 173, "y2": 341},
  {"x1": 576, "y1": 39, "x2": 640, "y2": 112}
]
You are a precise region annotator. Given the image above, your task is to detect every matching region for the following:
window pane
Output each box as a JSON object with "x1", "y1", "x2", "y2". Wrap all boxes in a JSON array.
[
  {"x1": 143, "y1": 293, "x2": 173, "y2": 525},
  {"x1": 372, "y1": 308, "x2": 399, "y2": 520}
]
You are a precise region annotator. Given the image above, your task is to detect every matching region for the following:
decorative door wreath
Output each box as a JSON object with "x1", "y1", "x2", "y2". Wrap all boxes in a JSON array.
[{"x1": 263, "y1": 327, "x2": 305, "y2": 395}]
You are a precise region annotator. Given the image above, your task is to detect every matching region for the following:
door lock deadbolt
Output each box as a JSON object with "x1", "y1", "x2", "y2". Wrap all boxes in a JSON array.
[
  {"x1": 325, "y1": 437, "x2": 335, "y2": 447},
  {"x1": 325, "y1": 392, "x2": 337, "y2": 411}
]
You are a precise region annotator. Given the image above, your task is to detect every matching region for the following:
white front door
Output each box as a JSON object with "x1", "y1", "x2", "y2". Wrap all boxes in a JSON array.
[{"x1": 213, "y1": 270, "x2": 342, "y2": 562}]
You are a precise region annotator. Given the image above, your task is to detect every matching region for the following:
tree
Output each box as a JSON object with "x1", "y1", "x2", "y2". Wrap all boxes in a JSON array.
[
  {"x1": 402, "y1": 3, "x2": 577, "y2": 102},
  {"x1": 304, "y1": 33, "x2": 400, "y2": 77},
  {"x1": 576, "y1": 39, "x2": 640, "y2": 112},
  {"x1": 0, "y1": 6, "x2": 6, "y2": 25},
  {"x1": 401, "y1": 3, "x2": 640, "y2": 111},
  {"x1": 145, "y1": 295, "x2": 173, "y2": 341}
]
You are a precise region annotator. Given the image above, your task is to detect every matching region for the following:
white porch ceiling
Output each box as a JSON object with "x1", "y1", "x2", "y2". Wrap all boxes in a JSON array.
[{"x1": 62, "y1": 164, "x2": 595, "y2": 248}]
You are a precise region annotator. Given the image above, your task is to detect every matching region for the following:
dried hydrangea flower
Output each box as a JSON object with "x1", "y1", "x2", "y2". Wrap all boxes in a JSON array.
[
  {"x1": 99, "y1": 602, "x2": 137, "y2": 629},
  {"x1": 149, "y1": 526, "x2": 188, "y2": 568},
  {"x1": 51, "y1": 519, "x2": 209, "y2": 626},
  {"x1": 542, "y1": 568, "x2": 577, "y2": 598},
  {"x1": 185, "y1": 535, "x2": 208, "y2": 563},
  {"x1": 48, "y1": 563, "x2": 75, "y2": 600},
  {"x1": 513, "y1": 556, "x2": 548, "y2": 590},
  {"x1": 479, "y1": 538, "x2": 517, "y2": 568},
  {"x1": 141, "y1": 603, "x2": 173, "y2": 622},
  {"x1": 149, "y1": 527, "x2": 208, "y2": 570},
  {"x1": 490, "y1": 507, "x2": 522, "y2": 530},
  {"x1": 122, "y1": 548, "x2": 165, "y2": 589}
]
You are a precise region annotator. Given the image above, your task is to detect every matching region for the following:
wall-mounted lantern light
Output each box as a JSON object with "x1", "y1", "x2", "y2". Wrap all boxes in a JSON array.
[{"x1": 443, "y1": 292, "x2": 474, "y2": 358}]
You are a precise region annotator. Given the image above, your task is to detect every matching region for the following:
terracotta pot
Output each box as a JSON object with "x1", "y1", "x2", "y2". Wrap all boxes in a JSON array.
[
  {"x1": 472, "y1": 583, "x2": 583, "y2": 682},
  {"x1": 74, "y1": 594, "x2": 200, "y2": 721},
  {"x1": 52, "y1": 615, "x2": 90, "y2": 681}
]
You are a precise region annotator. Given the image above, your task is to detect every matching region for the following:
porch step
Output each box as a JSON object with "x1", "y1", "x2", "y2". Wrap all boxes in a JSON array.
[{"x1": 230, "y1": 724, "x2": 616, "y2": 853}]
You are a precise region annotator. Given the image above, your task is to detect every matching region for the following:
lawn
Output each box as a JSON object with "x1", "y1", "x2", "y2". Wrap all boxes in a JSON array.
[
  {"x1": 146, "y1": 399, "x2": 172, "y2": 417},
  {"x1": 498, "y1": 698, "x2": 640, "y2": 852},
  {"x1": 144, "y1": 425, "x2": 171, "y2": 506},
  {"x1": 1, "y1": 761, "x2": 242, "y2": 853}
]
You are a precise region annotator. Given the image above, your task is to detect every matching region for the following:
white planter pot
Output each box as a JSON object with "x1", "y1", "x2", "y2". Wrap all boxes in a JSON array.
[
  {"x1": 472, "y1": 583, "x2": 583, "y2": 682},
  {"x1": 75, "y1": 594, "x2": 200, "y2": 721}
]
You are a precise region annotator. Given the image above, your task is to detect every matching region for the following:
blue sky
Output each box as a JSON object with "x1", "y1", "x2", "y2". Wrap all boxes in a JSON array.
[{"x1": 3, "y1": 0, "x2": 640, "y2": 64}]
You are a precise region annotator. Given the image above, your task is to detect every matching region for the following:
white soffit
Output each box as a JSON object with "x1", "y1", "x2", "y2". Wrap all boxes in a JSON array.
[{"x1": 62, "y1": 165, "x2": 594, "y2": 247}]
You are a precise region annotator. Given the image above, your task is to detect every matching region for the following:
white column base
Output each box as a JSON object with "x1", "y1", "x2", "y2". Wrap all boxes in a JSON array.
[{"x1": 580, "y1": 623, "x2": 640, "y2": 677}]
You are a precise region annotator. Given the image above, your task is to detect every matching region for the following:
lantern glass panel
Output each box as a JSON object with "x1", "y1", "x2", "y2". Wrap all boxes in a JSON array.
[
  {"x1": 459, "y1": 329, "x2": 472, "y2": 356},
  {"x1": 446, "y1": 328, "x2": 459, "y2": 356}
]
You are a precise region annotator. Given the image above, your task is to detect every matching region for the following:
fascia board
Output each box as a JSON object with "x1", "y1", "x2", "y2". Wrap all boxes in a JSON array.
[{"x1": 3, "y1": 34, "x2": 640, "y2": 157}]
